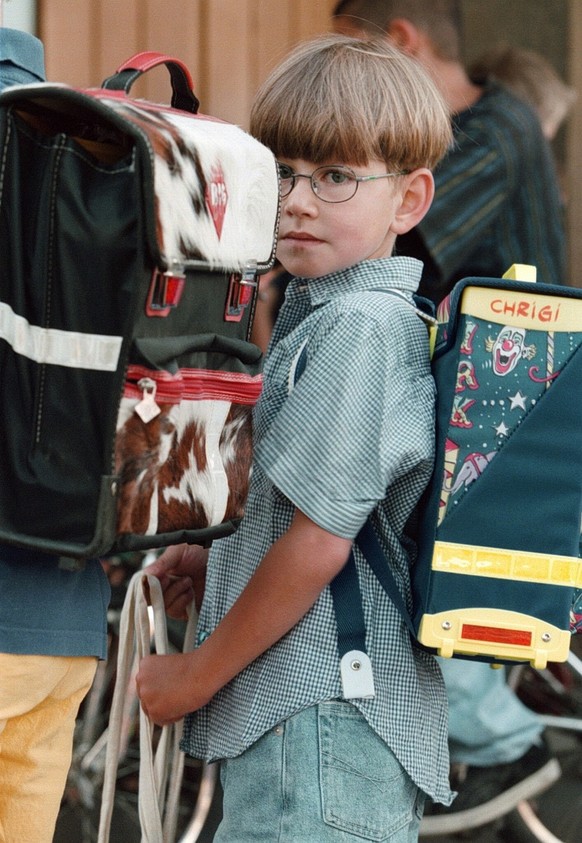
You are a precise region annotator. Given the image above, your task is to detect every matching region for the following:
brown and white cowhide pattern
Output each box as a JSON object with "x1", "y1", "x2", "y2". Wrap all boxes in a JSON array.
[
  {"x1": 114, "y1": 397, "x2": 252, "y2": 535},
  {"x1": 99, "y1": 96, "x2": 279, "y2": 271}
]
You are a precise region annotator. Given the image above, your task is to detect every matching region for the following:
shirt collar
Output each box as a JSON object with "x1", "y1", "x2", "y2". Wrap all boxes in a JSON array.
[
  {"x1": 284, "y1": 256, "x2": 424, "y2": 307},
  {"x1": 0, "y1": 29, "x2": 46, "y2": 87}
]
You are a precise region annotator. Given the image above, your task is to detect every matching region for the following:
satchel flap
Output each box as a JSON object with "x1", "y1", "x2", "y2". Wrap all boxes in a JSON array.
[{"x1": 0, "y1": 83, "x2": 280, "y2": 274}]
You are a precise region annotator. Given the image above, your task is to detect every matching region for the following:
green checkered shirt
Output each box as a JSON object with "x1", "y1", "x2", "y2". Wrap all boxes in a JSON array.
[{"x1": 181, "y1": 256, "x2": 452, "y2": 804}]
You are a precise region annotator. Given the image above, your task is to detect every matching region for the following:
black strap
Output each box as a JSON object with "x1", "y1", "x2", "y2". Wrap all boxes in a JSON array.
[
  {"x1": 291, "y1": 320, "x2": 417, "y2": 658},
  {"x1": 329, "y1": 552, "x2": 367, "y2": 657},
  {"x1": 356, "y1": 521, "x2": 416, "y2": 638},
  {"x1": 331, "y1": 522, "x2": 417, "y2": 658}
]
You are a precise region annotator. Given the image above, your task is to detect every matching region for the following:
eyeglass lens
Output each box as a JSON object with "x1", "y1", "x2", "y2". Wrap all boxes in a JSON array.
[{"x1": 278, "y1": 165, "x2": 358, "y2": 203}]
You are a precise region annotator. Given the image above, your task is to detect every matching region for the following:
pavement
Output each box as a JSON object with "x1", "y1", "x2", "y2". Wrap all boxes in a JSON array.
[
  {"x1": 53, "y1": 755, "x2": 222, "y2": 842},
  {"x1": 54, "y1": 729, "x2": 582, "y2": 843},
  {"x1": 422, "y1": 725, "x2": 582, "y2": 843},
  {"x1": 54, "y1": 641, "x2": 582, "y2": 843}
]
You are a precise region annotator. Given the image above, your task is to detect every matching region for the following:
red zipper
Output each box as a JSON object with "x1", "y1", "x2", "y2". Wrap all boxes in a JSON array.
[{"x1": 124, "y1": 364, "x2": 263, "y2": 405}]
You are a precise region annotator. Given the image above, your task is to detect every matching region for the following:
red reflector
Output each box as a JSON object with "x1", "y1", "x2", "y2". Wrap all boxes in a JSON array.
[{"x1": 461, "y1": 624, "x2": 532, "y2": 646}]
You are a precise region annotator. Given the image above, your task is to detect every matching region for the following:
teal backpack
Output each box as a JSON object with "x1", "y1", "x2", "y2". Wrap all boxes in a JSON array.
[{"x1": 296, "y1": 266, "x2": 582, "y2": 688}]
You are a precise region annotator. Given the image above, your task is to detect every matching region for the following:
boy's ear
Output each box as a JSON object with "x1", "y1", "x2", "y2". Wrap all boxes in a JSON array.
[{"x1": 391, "y1": 169, "x2": 435, "y2": 235}]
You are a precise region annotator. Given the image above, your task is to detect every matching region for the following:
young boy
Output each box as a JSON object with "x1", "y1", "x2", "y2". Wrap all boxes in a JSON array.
[{"x1": 137, "y1": 34, "x2": 453, "y2": 840}]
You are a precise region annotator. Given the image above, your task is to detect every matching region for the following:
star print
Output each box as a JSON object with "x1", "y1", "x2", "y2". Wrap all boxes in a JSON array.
[
  {"x1": 494, "y1": 421, "x2": 509, "y2": 437},
  {"x1": 509, "y1": 391, "x2": 527, "y2": 411}
]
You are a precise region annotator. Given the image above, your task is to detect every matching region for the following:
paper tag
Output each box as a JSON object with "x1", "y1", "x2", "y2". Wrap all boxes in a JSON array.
[{"x1": 134, "y1": 378, "x2": 161, "y2": 423}]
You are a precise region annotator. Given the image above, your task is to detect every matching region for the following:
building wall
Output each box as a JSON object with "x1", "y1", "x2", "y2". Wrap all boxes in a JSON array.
[
  {"x1": 35, "y1": 0, "x2": 581, "y2": 283},
  {"x1": 38, "y1": 0, "x2": 336, "y2": 128}
]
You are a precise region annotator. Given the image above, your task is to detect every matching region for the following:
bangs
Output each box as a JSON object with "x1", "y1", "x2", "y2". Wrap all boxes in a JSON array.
[
  {"x1": 256, "y1": 99, "x2": 383, "y2": 166},
  {"x1": 250, "y1": 36, "x2": 452, "y2": 171}
]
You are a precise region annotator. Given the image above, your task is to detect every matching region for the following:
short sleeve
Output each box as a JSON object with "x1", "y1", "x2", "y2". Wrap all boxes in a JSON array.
[{"x1": 256, "y1": 296, "x2": 434, "y2": 538}]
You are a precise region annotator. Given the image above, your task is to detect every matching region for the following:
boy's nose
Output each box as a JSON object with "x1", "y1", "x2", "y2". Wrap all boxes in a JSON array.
[{"x1": 283, "y1": 178, "x2": 318, "y2": 213}]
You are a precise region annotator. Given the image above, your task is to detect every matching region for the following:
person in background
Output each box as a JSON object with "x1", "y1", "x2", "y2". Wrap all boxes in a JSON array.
[
  {"x1": 332, "y1": 1, "x2": 566, "y2": 837},
  {"x1": 136, "y1": 33, "x2": 454, "y2": 841},
  {"x1": 250, "y1": 261, "x2": 293, "y2": 354},
  {"x1": 0, "y1": 28, "x2": 111, "y2": 843},
  {"x1": 469, "y1": 44, "x2": 576, "y2": 143},
  {"x1": 469, "y1": 44, "x2": 576, "y2": 204},
  {"x1": 333, "y1": 0, "x2": 566, "y2": 306}
]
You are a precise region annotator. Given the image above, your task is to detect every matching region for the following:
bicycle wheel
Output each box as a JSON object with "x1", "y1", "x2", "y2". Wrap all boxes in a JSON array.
[{"x1": 501, "y1": 745, "x2": 582, "y2": 843}]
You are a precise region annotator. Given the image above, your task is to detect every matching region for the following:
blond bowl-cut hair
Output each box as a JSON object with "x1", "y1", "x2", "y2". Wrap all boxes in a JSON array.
[{"x1": 250, "y1": 34, "x2": 452, "y2": 173}]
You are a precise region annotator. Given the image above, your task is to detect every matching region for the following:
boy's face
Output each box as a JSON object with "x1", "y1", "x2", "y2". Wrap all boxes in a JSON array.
[{"x1": 276, "y1": 158, "x2": 405, "y2": 279}]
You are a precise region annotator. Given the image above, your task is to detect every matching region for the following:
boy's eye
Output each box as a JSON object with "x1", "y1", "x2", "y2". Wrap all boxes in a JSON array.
[
  {"x1": 277, "y1": 163, "x2": 295, "y2": 180},
  {"x1": 317, "y1": 166, "x2": 353, "y2": 186}
]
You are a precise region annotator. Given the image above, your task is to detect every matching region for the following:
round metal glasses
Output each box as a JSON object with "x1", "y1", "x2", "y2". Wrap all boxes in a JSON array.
[{"x1": 277, "y1": 162, "x2": 409, "y2": 203}]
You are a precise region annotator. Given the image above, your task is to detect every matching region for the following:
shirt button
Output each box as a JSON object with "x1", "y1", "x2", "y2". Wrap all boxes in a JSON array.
[{"x1": 273, "y1": 724, "x2": 284, "y2": 736}]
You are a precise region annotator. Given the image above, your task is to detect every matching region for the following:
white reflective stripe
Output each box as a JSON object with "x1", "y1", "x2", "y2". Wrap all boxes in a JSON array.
[{"x1": 0, "y1": 301, "x2": 123, "y2": 372}]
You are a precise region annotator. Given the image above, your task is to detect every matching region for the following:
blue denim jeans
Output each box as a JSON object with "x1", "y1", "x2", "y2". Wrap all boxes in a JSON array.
[
  {"x1": 214, "y1": 701, "x2": 425, "y2": 842},
  {"x1": 440, "y1": 658, "x2": 542, "y2": 766}
]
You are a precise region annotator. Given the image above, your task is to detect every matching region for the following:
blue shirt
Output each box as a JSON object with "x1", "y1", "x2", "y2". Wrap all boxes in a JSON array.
[
  {"x1": 0, "y1": 28, "x2": 45, "y2": 87},
  {"x1": 181, "y1": 257, "x2": 452, "y2": 804}
]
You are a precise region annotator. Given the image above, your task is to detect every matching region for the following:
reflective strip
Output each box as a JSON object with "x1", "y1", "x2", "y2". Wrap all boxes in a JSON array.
[
  {"x1": 433, "y1": 540, "x2": 582, "y2": 588},
  {"x1": 417, "y1": 608, "x2": 571, "y2": 668},
  {"x1": 0, "y1": 302, "x2": 123, "y2": 371}
]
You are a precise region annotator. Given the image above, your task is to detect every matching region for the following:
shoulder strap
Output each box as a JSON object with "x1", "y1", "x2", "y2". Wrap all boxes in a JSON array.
[
  {"x1": 290, "y1": 289, "x2": 425, "y2": 699},
  {"x1": 355, "y1": 521, "x2": 416, "y2": 636}
]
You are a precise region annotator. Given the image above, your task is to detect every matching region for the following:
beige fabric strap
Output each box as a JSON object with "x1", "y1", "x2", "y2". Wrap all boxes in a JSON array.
[{"x1": 98, "y1": 570, "x2": 197, "y2": 843}]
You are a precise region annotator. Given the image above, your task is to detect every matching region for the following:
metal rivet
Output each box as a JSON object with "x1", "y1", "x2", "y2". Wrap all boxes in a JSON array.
[
  {"x1": 441, "y1": 621, "x2": 452, "y2": 630},
  {"x1": 541, "y1": 632, "x2": 552, "y2": 643},
  {"x1": 351, "y1": 660, "x2": 361, "y2": 671}
]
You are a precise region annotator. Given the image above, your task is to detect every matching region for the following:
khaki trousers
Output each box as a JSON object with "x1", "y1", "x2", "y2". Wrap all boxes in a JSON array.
[{"x1": 0, "y1": 653, "x2": 97, "y2": 843}]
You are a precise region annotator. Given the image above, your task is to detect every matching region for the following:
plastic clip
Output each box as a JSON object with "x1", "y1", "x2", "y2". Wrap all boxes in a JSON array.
[
  {"x1": 146, "y1": 262, "x2": 186, "y2": 317},
  {"x1": 224, "y1": 260, "x2": 258, "y2": 322},
  {"x1": 340, "y1": 650, "x2": 376, "y2": 699}
]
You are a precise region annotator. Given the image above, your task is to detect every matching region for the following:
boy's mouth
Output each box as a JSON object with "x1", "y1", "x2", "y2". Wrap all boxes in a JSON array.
[{"x1": 283, "y1": 231, "x2": 321, "y2": 242}]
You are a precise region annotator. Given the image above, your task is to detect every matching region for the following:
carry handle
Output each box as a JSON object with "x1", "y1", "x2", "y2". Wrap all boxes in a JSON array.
[{"x1": 101, "y1": 51, "x2": 200, "y2": 114}]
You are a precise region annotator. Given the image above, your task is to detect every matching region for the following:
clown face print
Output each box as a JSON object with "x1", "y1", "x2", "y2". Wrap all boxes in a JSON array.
[{"x1": 485, "y1": 327, "x2": 536, "y2": 376}]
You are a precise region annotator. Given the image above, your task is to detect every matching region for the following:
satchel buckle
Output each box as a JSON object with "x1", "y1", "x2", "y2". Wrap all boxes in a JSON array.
[
  {"x1": 146, "y1": 263, "x2": 186, "y2": 317},
  {"x1": 224, "y1": 260, "x2": 258, "y2": 322}
]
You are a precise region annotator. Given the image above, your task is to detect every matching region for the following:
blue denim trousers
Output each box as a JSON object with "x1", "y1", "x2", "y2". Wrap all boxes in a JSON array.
[
  {"x1": 440, "y1": 658, "x2": 542, "y2": 766},
  {"x1": 214, "y1": 701, "x2": 425, "y2": 842}
]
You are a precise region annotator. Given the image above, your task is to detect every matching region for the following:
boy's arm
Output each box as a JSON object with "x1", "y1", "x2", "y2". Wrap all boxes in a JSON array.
[{"x1": 136, "y1": 508, "x2": 352, "y2": 726}]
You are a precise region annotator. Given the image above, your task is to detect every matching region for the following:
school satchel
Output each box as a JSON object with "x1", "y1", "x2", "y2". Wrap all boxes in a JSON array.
[
  {"x1": 295, "y1": 268, "x2": 582, "y2": 699},
  {"x1": 411, "y1": 267, "x2": 582, "y2": 668},
  {"x1": 0, "y1": 52, "x2": 279, "y2": 559}
]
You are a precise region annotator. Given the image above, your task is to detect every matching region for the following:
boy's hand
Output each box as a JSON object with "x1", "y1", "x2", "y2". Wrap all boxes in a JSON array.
[
  {"x1": 136, "y1": 651, "x2": 212, "y2": 726},
  {"x1": 137, "y1": 510, "x2": 353, "y2": 726},
  {"x1": 145, "y1": 543, "x2": 209, "y2": 619}
]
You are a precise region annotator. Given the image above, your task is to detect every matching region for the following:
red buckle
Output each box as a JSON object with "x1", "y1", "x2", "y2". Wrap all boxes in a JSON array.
[
  {"x1": 146, "y1": 266, "x2": 185, "y2": 317},
  {"x1": 224, "y1": 263, "x2": 258, "y2": 322}
]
